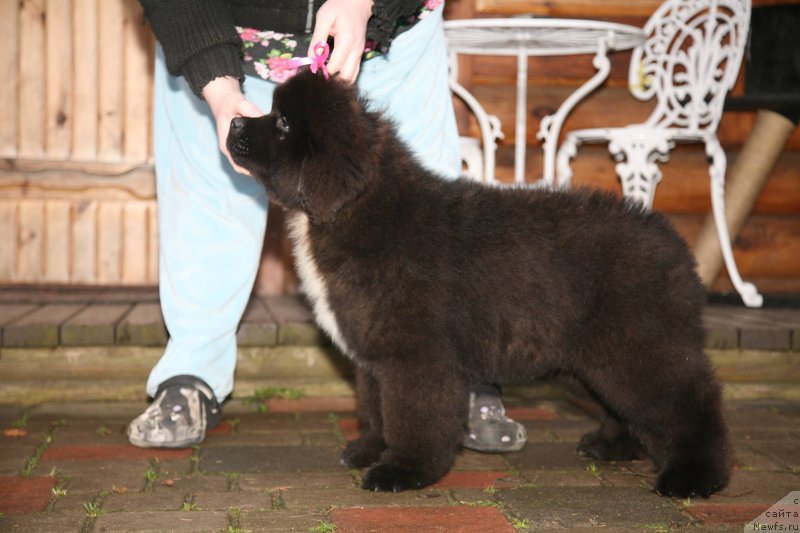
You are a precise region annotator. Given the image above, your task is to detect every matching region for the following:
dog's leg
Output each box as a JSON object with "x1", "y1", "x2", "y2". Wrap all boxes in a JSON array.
[
  {"x1": 577, "y1": 413, "x2": 645, "y2": 461},
  {"x1": 651, "y1": 378, "x2": 730, "y2": 498},
  {"x1": 580, "y1": 352, "x2": 730, "y2": 498},
  {"x1": 360, "y1": 363, "x2": 467, "y2": 492},
  {"x1": 342, "y1": 368, "x2": 386, "y2": 468}
]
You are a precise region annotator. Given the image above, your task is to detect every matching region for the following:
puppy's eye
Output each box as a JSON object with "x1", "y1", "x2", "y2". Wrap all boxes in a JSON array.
[{"x1": 276, "y1": 116, "x2": 290, "y2": 135}]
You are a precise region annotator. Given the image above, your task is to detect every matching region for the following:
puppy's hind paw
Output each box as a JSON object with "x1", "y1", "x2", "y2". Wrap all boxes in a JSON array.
[
  {"x1": 341, "y1": 435, "x2": 385, "y2": 469},
  {"x1": 577, "y1": 429, "x2": 644, "y2": 462},
  {"x1": 361, "y1": 463, "x2": 431, "y2": 493},
  {"x1": 655, "y1": 461, "x2": 730, "y2": 498}
]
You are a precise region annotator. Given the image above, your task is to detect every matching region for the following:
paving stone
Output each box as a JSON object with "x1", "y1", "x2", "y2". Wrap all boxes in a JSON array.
[
  {"x1": 0, "y1": 304, "x2": 38, "y2": 346},
  {"x1": 740, "y1": 326, "x2": 793, "y2": 351},
  {"x1": 517, "y1": 425, "x2": 558, "y2": 443},
  {"x1": 92, "y1": 510, "x2": 228, "y2": 532},
  {"x1": 42, "y1": 445, "x2": 192, "y2": 462},
  {"x1": 61, "y1": 304, "x2": 133, "y2": 346},
  {"x1": 0, "y1": 440, "x2": 37, "y2": 476},
  {"x1": 237, "y1": 509, "x2": 330, "y2": 532},
  {"x1": 715, "y1": 470, "x2": 800, "y2": 504},
  {"x1": 338, "y1": 417, "x2": 360, "y2": 441},
  {"x1": 704, "y1": 322, "x2": 740, "y2": 349},
  {"x1": 43, "y1": 420, "x2": 130, "y2": 447},
  {"x1": 726, "y1": 400, "x2": 800, "y2": 423},
  {"x1": 0, "y1": 511, "x2": 86, "y2": 532},
  {"x1": 517, "y1": 469, "x2": 604, "y2": 487},
  {"x1": 280, "y1": 486, "x2": 451, "y2": 512},
  {"x1": 203, "y1": 429, "x2": 305, "y2": 447},
  {"x1": 523, "y1": 419, "x2": 599, "y2": 443},
  {"x1": 2, "y1": 303, "x2": 85, "y2": 347},
  {"x1": 331, "y1": 505, "x2": 516, "y2": 533},
  {"x1": 0, "y1": 476, "x2": 55, "y2": 515},
  {"x1": 267, "y1": 396, "x2": 356, "y2": 413},
  {"x1": 452, "y1": 449, "x2": 513, "y2": 472},
  {"x1": 115, "y1": 303, "x2": 168, "y2": 346},
  {"x1": 504, "y1": 441, "x2": 594, "y2": 471},
  {"x1": 219, "y1": 411, "x2": 335, "y2": 433},
  {"x1": 303, "y1": 431, "x2": 341, "y2": 446},
  {"x1": 0, "y1": 346, "x2": 161, "y2": 382},
  {"x1": 237, "y1": 298, "x2": 278, "y2": 347},
  {"x1": 433, "y1": 471, "x2": 518, "y2": 489},
  {"x1": 238, "y1": 471, "x2": 356, "y2": 491},
  {"x1": 500, "y1": 486, "x2": 692, "y2": 529},
  {"x1": 153, "y1": 473, "x2": 230, "y2": 495},
  {"x1": 686, "y1": 502, "x2": 771, "y2": 526},
  {"x1": 712, "y1": 350, "x2": 800, "y2": 384},
  {"x1": 192, "y1": 490, "x2": 272, "y2": 511},
  {"x1": 731, "y1": 443, "x2": 789, "y2": 471},
  {"x1": 744, "y1": 440, "x2": 800, "y2": 469},
  {"x1": 448, "y1": 487, "x2": 509, "y2": 505},
  {"x1": 505, "y1": 405, "x2": 557, "y2": 421},
  {"x1": 236, "y1": 345, "x2": 352, "y2": 381},
  {"x1": 0, "y1": 303, "x2": 38, "y2": 326},
  {"x1": 265, "y1": 295, "x2": 329, "y2": 346},
  {"x1": 596, "y1": 463, "x2": 657, "y2": 490},
  {"x1": 102, "y1": 491, "x2": 187, "y2": 513},
  {"x1": 49, "y1": 461, "x2": 164, "y2": 501},
  {"x1": 0, "y1": 378, "x2": 150, "y2": 405},
  {"x1": 200, "y1": 445, "x2": 344, "y2": 473}
]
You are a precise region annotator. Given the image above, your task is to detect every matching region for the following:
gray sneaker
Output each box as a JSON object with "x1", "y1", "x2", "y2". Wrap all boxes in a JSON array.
[
  {"x1": 463, "y1": 386, "x2": 527, "y2": 452},
  {"x1": 128, "y1": 376, "x2": 220, "y2": 448}
]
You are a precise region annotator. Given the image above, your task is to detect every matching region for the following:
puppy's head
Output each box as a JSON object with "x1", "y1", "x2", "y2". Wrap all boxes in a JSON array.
[{"x1": 228, "y1": 70, "x2": 372, "y2": 224}]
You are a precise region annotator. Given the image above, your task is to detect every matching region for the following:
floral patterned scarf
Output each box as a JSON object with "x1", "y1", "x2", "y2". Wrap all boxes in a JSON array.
[{"x1": 238, "y1": 0, "x2": 443, "y2": 83}]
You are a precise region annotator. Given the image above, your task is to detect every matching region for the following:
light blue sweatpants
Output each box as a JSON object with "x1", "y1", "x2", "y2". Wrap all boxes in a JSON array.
[{"x1": 147, "y1": 5, "x2": 461, "y2": 401}]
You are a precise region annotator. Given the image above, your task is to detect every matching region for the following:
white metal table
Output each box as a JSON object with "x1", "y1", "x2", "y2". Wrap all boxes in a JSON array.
[{"x1": 444, "y1": 18, "x2": 645, "y2": 184}]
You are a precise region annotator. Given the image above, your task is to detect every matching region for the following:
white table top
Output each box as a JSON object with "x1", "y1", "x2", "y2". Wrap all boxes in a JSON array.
[{"x1": 443, "y1": 17, "x2": 645, "y2": 56}]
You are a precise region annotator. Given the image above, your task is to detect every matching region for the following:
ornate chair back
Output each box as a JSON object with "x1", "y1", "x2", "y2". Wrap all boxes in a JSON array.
[{"x1": 630, "y1": 0, "x2": 751, "y2": 134}]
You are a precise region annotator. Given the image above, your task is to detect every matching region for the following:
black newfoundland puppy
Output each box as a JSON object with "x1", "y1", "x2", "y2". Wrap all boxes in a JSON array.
[{"x1": 227, "y1": 71, "x2": 730, "y2": 497}]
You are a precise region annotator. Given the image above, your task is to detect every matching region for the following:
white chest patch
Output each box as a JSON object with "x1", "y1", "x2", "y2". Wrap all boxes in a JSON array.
[{"x1": 287, "y1": 213, "x2": 354, "y2": 358}]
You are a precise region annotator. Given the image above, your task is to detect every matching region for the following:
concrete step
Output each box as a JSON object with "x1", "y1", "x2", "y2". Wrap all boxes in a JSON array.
[{"x1": 0, "y1": 288, "x2": 798, "y2": 404}]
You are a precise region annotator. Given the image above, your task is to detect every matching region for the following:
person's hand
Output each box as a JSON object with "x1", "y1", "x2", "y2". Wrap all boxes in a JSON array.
[
  {"x1": 309, "y1": 0, "x2": 374, "y2": 83},
  {"x1": 202, "y1": 76, "x2": 264, "y2": 175}
]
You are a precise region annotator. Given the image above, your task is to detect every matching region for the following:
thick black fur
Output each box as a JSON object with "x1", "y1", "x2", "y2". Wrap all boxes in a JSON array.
[{"x1": 227, "y1": 71, "x2": 731, "y2": 497}]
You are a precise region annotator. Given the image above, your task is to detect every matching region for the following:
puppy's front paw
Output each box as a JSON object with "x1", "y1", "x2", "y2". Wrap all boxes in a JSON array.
[
  {"x1": 361, "y1": 463, "x2": 429, "y2": 493},
  {"x1": 342, "y1": 434, "x2": 385, "y2": 469},
  {"x1": 655, "y1": 461, "x2": 729, "y2": 498}
]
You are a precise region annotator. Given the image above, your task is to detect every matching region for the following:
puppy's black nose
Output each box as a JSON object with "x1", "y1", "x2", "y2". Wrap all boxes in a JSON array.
[{"x1": 230, "y1": 117, "x2": 246, "y2": 131}]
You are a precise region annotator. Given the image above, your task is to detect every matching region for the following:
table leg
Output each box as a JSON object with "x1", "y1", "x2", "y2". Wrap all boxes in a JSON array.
[
  {"x1": 538, "y1": 35, "x2": 614, "y2": 184},
  {"x1": 515, "y1": 53, "x2": 528, "y2": 185}
]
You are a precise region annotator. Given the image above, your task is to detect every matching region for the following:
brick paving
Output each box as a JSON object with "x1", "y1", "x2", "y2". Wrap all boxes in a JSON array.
[
  {"x1": 0, "y1": 396, "x2": 798, "y2": 532},
  {"x1": 0, "y1": 288, "x2": 798, "y2": 530}
]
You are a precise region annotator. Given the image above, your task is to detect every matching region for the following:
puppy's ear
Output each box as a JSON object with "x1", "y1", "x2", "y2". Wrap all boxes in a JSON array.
[{"x1": 297, "y1": 141, "x2": 368, "y2": 225}]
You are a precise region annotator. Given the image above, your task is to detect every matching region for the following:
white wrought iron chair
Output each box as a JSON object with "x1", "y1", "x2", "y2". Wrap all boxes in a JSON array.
[{"x1": 555, "y1": 0, "x2": 763, "y2": 307}]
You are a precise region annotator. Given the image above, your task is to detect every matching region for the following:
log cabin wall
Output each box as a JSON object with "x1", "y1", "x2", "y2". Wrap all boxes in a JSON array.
[
  {"x1": 0, "y1": 0, "x2": 797, "y2": 294},
  {"x1": 0, "y1": 0, "x2": 158, "y2": 286}
]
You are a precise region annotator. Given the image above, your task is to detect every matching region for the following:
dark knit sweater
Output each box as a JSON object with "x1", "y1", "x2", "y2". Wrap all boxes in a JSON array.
[{"x1": 140, "y1": 0, "x2": 424, "y2": 97}]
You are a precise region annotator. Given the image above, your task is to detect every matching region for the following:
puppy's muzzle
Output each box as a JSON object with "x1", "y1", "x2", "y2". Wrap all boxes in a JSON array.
[{"x1": 227, "y1": 117, "x2": 251, "y2": 158}]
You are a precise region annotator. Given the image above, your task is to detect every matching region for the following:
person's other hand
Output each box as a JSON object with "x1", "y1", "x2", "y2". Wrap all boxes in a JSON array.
[
  {"x1": 202, "y1": 76, "x2": 264, "y2": 175},
  {"x1": 310, "y1": 0, "x2": 374, "y2": 83}
]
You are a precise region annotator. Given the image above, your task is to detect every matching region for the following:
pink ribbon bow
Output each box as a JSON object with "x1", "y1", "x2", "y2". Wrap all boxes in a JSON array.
[{"x1": 287, "y1": 41, "x2": 330, "y2": 80}]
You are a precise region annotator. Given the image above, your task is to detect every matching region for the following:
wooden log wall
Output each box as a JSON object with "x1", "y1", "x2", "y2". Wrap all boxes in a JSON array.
[
  {"x1": 0, "y1": 0, "x2": 158, "y2": 286},
  {"x1": 445, "y1": 0, "x2": 800, "y2": 294}
]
